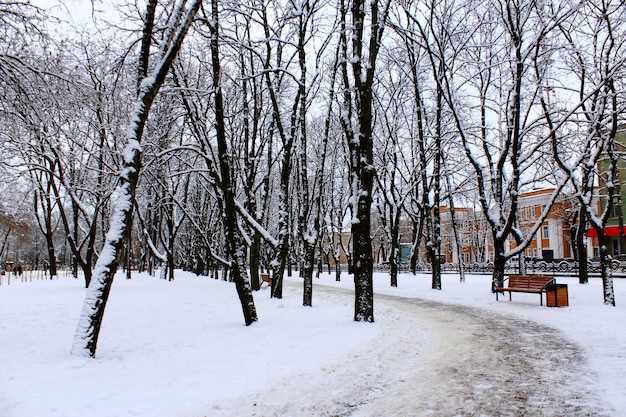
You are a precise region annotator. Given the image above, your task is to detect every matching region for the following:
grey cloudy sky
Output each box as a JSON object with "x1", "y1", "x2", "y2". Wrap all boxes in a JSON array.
[{"x1": 32, "y1": 0, "x2": 118, "y2": 26}]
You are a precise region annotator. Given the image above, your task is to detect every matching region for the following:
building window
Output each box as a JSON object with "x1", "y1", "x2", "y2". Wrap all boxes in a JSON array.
[
  {"x1": 542, "y1": 225, "x2": 549, "y2": 239},
  {"x1": 609, "y1": 202, "x2": 621, "y2": 218}
]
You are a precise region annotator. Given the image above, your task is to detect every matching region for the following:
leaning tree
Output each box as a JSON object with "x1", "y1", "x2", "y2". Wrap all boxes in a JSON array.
[{"x1": 72, "y1": 0, "x2": 202, "y2": 358}]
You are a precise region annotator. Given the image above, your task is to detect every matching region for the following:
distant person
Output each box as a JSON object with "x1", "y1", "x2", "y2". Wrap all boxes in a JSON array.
[{"x1": 16, "y1": 264, "x2": 23, "y2": 276}]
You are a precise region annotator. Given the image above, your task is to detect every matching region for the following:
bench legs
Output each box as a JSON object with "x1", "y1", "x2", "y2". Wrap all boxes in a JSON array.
[
  {"x1": 496, "y1": 291, "x2": 545, "y2": 305},
  {"x1": 495, "y1": 291, "x2": 512, "y2": 302}
]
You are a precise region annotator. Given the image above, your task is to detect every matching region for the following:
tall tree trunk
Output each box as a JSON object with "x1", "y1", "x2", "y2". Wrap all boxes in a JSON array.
[
  {"x1": 334, "y1": 252, "x2": 342, "y2": 282},
  {"x1": 208, "y1": 0, "x2": 257, "y2": 323},
  {"x1": 167, "y1": 233, "x2": 175, "y2": 282},
  {"x1": 430, "y1": 90, "x2": 442, "y2": 291},
  {"x1": 403, "y1": 19, "x2": 428, "y2": 278},
  {"x1": 35, "y1": 189, "x2": 58, "y2": 279},
  {"x1": 45, "y1": 231, "x2": 57, "y2": 279},
  {"x1": 492, "y1": 238, "x2": 507, "y2": 292},
  {"x1": 576, "y1": 208, "x2": 589, "y2": 284},
  {"x1": 339, "y1": 0, "x2": 389, "y2": 322},
  {"x1": 71, "y1": 0, "x2": 201, "y2": 357},
  {"x1": 410, "y1": 217, "x2": 424, "y2": 275},
  {"x1": 302, "y1": 243, "x2": 315, "y2": 306},
  {"x1": 423, "y1": 65, "x2": 443, "y2": 290},
  {"x1": 249, "y1": 235, "x2": 261, "y2": 291},
  {"x1": 597, "y1": 232, "x2": 616, "y2": 306},
  {"x1": 445, "y1": 173, "x2": 465, "y2": 282},
  {"x1": 265, "y1": 47, "x2": 297, "y2": 299},
  {"x1": 352, "y1": 212, "x2": 374, "y2": 321},
  {"x1": 294, "y1": 3, "x2": 323, "y2": 307},
  {"x1": 389, "y1": 206, "x2": 400, "y2": 287},
  {"x1": 125, "y1": 215, "x2": 133, "y2": 280},
  {"x1": 333, "y1": 229, "x2": 342, "y2": 282},
  {"x1": 72, "y1": 200, "x2": 79, "y2": 279},
  {"x1": 428, "y1": 240, "x2": 441, "y2": 291},
  {"x1": 270, "y1": 182, "x2": 289, "y2": 298}
]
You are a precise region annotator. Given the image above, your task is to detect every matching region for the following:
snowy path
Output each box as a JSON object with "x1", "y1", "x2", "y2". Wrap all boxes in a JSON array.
[{"x1": 200, "y1": 283, "x2": 611, "y2": 417}]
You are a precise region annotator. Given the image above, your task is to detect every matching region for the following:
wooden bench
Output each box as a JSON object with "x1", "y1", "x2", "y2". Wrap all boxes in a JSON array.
[{"x1": 496, "y1": 275, "x2": 555, "y2": 306}]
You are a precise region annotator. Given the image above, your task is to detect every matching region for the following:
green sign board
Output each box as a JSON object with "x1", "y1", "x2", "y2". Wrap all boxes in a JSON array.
[{"x1": 399, "y1": 243, "x2": 413, "y2": 264}]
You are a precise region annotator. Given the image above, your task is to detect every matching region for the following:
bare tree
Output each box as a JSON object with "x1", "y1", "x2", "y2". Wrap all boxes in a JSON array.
[
  {"x1": 396, "y1": 0, "x2": 467, "y2": 289},
  {"x1": 291, "y1": 0, "x2": 331, "y2": 306},
  {"x1": 419, "y1": 0, "x2": 573, "y2": 291},
  {"x1": 72, "y1": 0, "x2": 201, "y2": 358},
  {"x1": 372, "y1": 50, "x2": 417, "y2": 287},
  {"x1": 204, "y1": 0, "x2": 258, "y2": 322},
  {"x1": 546, "y1": 0, "x2": 626, "y2": 305},
  {"x1": 228, "y1": 7, "x2": 273, "y2": 291},
  {"x1": 322, "y1": 117, "x2": 351, "y2": 282},
  {"x1": 338, "y1": 0, "x2": 391, "y2": 321},
  {"x1": 258, "y1": 2, "x2": 300, "y2": 299},
  {"x1": 389, "y1": 6, "x2": 431, "y2": 276}
]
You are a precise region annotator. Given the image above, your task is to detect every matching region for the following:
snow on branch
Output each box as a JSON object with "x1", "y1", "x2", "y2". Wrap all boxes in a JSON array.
[{"x1": 234, "y1": 199, "x2": 279, "y2": 248}]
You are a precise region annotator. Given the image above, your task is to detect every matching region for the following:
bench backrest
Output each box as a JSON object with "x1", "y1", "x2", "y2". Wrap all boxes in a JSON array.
[{"x1": 507, "y1": 275, "x2": 554, "y2": 289}]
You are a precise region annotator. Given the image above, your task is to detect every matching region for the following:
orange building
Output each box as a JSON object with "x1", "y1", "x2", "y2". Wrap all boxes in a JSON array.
[
  {"x1": 440, "y1": 205, "x2": 492, "y2": 264},
  {"x1": 440, "y1": 188, "x2": 587, "y2": 265},
  {"x1": 514, "y1": 188, "x2": 575, "y2": 260}
]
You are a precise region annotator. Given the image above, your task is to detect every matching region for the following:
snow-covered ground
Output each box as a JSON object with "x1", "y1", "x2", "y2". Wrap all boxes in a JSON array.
[{"x1": 0, "y1": 269, "x2": 623, "y2": 416}]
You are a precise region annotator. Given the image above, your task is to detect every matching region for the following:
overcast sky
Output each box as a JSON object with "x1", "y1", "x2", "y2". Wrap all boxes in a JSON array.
[{"x1": 31, "y1": 0, "x2": 119, "y2": 26}]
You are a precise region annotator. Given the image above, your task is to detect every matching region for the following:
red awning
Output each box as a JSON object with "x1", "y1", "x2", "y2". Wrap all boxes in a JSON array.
[{"x1": 586, "y1": 225, "x2": 624, "y2": 237}]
